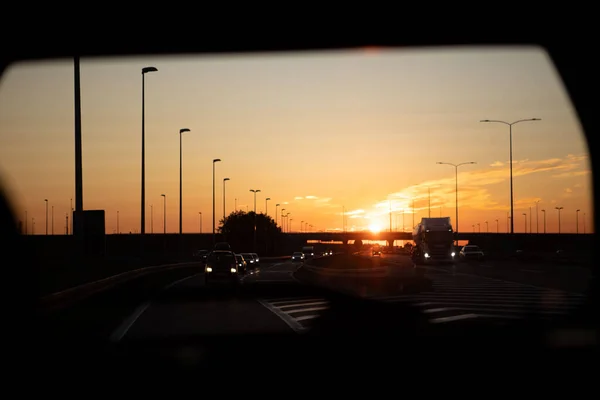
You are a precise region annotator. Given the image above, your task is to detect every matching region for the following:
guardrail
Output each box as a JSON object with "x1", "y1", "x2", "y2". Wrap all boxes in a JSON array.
[{"x1": 39, "y1": 261, "x2": 201, "y2": 312}]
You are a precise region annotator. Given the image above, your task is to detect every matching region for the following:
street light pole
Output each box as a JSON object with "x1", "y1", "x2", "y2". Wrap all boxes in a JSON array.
[
  {"x1": 250, "y1": 189, "x2": 261, "y2": 252},
  {"x1": 275, "y1": 204, "x2": 280, "y2": 227},
  {"x1": 51, "y1": 205, "x2": 54, "y2": 235},
  {"x1": 523, "y1": 213, "x2": 527, "y2": 233},
  {"x1": 161, "y1": 194, "x2": 166, "y2": 234},
  {"x1": 223, "y1": 177, "x2": 230, "y2": 222},
  {"x1": 199, "y1": 212, "x2": 202, "y2": 233},
  {"x1": 555, "y1": 206, "x2": 563, "y2": 233},
  {"x1": 265, "y1": 197, "x2": 270, "y2": 216},
  {"x1": 212, "y1": 159, "x2": 221, "y2": 245},
  {"x1": 436, "y1": 161, "x2": 476, "y2": 236},
  {"x1": 44, "y1": 199, "x2": 48, "y2": 235},
  {"x1": 542, "y1": 209, "x2": 546, "y2": 233},
  {"x1": 480, "y1": 118, "x2": 541, "y2": 234},
  {"x1": 495, "y1": 219, "x2": 499, "y2": 233},
  {"x1": 140, "y1": 66, "x2": 158, "y2": 239},
  {"x1": 576, "y1": 209, "x2": 580, "y2": 233},
  {"x1": 178, "y1": 128, "x2": 190, "y2": 235},
  {"x1": 535, "y1": 200, "x2": 540, "y2": 233}
]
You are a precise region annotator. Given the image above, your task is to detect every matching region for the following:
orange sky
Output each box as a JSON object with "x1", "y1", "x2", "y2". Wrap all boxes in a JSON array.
[{"x1": 0, "y1": 46, "x2": 593, "y2": 234}]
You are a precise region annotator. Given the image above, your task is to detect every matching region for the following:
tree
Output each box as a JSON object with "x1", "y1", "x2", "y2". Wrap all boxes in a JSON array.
[{"x1": 218, "y1": 210, "x2": 282, "y2": 254}]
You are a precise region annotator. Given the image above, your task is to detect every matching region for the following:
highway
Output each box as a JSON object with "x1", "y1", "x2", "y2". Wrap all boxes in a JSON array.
[
  {"x1": 103, "y1": 255, "x2": 589, "y2": 342},
  {"x1": 34, "y1": 254, "x2": 594, "y2": 369}
]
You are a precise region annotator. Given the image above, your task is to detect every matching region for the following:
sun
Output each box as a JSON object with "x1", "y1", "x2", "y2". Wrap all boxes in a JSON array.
[{"x1": 368, "y1": 223, "x2": 382, "y2": 233}]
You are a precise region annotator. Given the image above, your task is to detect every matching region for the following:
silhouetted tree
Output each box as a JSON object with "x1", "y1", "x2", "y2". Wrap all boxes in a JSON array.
[
  {"x1": 354, "y1": 239, "x2": 363, "y2": 252},
  {"x1": 218, "y1": 211, "x2": 282, "y2": 255}
]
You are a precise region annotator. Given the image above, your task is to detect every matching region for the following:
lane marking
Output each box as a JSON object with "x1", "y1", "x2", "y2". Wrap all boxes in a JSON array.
[
  {"x1": 109, "y1": 273, "x2": 200, "y2": 343},
  {"x1": 278, "y1": 301, "x2": 328, "y2": 309},
  {"x1": 256, "y1": 299, "x2": 306, "y2": 334},
  {"x1": 430, "y1": 313, "x2": 479, "y2": 323}
]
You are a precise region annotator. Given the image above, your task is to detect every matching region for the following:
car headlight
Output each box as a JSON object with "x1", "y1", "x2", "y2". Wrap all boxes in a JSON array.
[{"x1": 205, "y1": 267, "x2": 212, "y2": 272}]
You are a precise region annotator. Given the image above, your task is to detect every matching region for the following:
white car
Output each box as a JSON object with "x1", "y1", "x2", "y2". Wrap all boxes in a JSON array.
[
  {"x1": 291, "y1": 252, "x2": 305, "y2": 262},
  {"x1": 459, "y1": 245, "x2": 485, "y2": 261}
]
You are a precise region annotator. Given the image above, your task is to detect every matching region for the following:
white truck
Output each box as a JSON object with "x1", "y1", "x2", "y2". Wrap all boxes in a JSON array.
[{"x1": 411, "y1": 217, "x2": 456, "y2": 264}]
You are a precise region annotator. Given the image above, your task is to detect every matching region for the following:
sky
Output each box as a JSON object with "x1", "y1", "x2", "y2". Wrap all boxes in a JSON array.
[{"x1": 0, "y1": 45, "x2": 593, "y2": 234}]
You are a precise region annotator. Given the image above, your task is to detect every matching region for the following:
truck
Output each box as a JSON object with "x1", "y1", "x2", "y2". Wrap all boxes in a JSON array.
[
  {"x1": 411, "y1": 217, "x2": 456, "y2": 264},
  {"x1": 301, "y1": 245, "x2": 315, "y2": 259}
]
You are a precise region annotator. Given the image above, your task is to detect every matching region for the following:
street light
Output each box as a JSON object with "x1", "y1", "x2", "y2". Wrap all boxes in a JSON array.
[
  {"x1": 480, "y1": 118, "x2": 541, "y2": 234},
  {"x1": 495, "y1": 219, "x2": 499, "y2": 233},
  {"x1": 436, "y1": 161, "x2": 476, "y2": 235},
  {"x1": 44, "y1": 199, "x2": 48, "y2": 235},
  {"x1": 522, "y1": 213, "x2": 527, "y2": 233},
  {"x1": 555, "y1": 206, "x2": 563, "y2": 233},
  {"x1": 178, "y1": 128, "x2": 190, "y2": 235},
  {"x1": 161, "y1": 194, "x2": 166, "y2": 234},
  {"x1": 265, "y1": 197, "x2": 270, "y2": 216},
  {"x1": 140, "y1": 66, "x2": 158, "y2": 237},
  {"x1": 212, "y1": 158, "x2": 221, "y2": 245},
  {"x1": 275, "y1": 203, "x2": 280, "y2": 227},
  {"x1": 576, "y1": 209, "x2": 580, "y2": 233},
  {"x1": 199, "y1": 211, "x2": 202, "y2": 233},
  {"x1": 542, "y1": 209, "x2": 546, "y2": 233},
  {"x1": 535, "y1": 200, "x2": 540, "y2": 233},
  {"x1": 51, "y1": 205, "x2": 54, "y2": 235},
  {"x1": 485, "y1": 220, "x2": 488, "y2": 233},
  {"x1": 250, "y1": 189, "x2": 261, "y2": 251},
  {"x1": 223, "y1": 177, "x2": 230, "y2": 222}
]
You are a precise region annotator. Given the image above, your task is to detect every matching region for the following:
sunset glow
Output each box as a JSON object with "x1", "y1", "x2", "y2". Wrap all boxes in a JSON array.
[{"x1": 0, "y1": 46, "x2": 593, "y2": 234}]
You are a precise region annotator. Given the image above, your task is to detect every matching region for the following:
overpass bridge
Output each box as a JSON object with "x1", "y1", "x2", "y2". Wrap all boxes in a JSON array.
[{"x1": 284, "y1": 231, "x2": 593, "y2": 250}]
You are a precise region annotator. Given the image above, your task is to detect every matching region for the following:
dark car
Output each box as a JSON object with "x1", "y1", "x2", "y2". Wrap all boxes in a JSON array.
[
  {"x1": 214, "y1": 242, "x2": 232, "y2": 251},
  {"x1": 204, "y1": 250, "x2": 240, "y2": 286}
]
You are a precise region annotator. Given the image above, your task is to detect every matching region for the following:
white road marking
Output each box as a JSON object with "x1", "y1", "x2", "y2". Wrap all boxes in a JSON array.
[
  {"x1": 109, "y1": 273, "x2": 199, "y2": 342},
  {"x1": 257, "y1": 299, "x2": 306, "y2": 333}
]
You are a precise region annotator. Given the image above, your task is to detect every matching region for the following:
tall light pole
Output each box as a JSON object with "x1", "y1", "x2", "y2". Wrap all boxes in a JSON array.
[
  {"x1": 73, "y1": 58, "x2": 83, "y2": 239},
  {"x1": 436, "y1": 161, "x2": 476, "y2": 235},
  {"x1": 178, "y1": 128, "x2": 190, "y2": 235},
  {"x1": 583, "y1": 212, "x2": 586, "y2": 234},
  {"x1": 485, "y1": 220, "x2": 488, "y2": 233},
  {"x1": 535, "y1": 200, "x2": 540, "y2": 233},
  {"x1": 212, "y1": 158, "x2": 221, "y2": 245},
  {"x1": 150, "y1": 204, "x2": 153, "y2": 233},
  {"x1": 495, "y1": 219, "x2": 499, "y2": 233},
  {"x1": 265, "y1": 197, "x2": 270, "y2": 216},
  {"x1": 161, "y1": 194, "x2": 166, "y2": 234},
  {"x1": 222, "y1": 177, "x2": 230, "y2": 223},
  {"x1": 428, "y1": 187, "x2": 431, "y2": 218},
  {"x1": 117, "y1": 210, "x2": 119, "y2": 234},
  {"x1": 281, "y1": 208, "x2": 285, "y2": 231},
  {"x1": 522, "y1": 213, "x2": 527, "y2": 233},
  {"x1": 529, "y1": 206, "x2": 532, "y2": 233},
  {"x1": 250, "y1": 189, "x2": 261, "y2": 252},
  {"x1": 44, "y1": 199, "x2": 48, "y2": 235},
  {"x1": 555, "y1": 206, "x2": 563, "y2": 233},
  {"x1": 480, "y1": 118, "x2": 541, "y2": 234},
  {"x1": 140, "y1": 66, "x2": 158, "y2": 238},
  {"x1": 576, "y1": 209, "x2": 580, "y2": 233},
  {"x1": 276, "y1": 203, "x2": 280, "y2": 227},
  {"x1": 542, "y1": 209, "x2": 546, "y2": 233},
  {"x1": 51, "y1": 205, "x2": 54, "y2": 235},
  {"x1": 199, "y1": 212, "x2": 202, "y2": 233}
]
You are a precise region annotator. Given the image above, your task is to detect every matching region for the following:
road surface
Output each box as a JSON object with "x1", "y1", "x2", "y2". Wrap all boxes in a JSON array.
[{"x1": 107, "y1": 256, "x2": 588, "y2": 341}]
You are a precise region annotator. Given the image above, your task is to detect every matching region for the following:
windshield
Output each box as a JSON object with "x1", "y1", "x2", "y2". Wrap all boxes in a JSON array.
[{"x1": 8, "y1": 46, "x2": 592, "y2": 348}]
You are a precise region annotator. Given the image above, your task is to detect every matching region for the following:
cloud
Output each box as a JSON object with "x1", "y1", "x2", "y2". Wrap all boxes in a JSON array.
[
  {"x1": 294, "y1": 196, "x2": 303, "y2": 200},
  {"x1": 552, "y1": 170, "x2": 590, "y2": 178},
  {"x1": 305, "y1": 195, "x2": 318, "y2": 199},
  {"x1": 381, "y1": 153, "x2": 588, "y2": 212},
  {"x1": 344, "y1": 209, "x2": 365, "y2": 216}
]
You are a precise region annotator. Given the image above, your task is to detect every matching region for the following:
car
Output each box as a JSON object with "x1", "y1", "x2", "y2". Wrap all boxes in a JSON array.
[
  {"x1": 234, "y1": 253, "x2": 248, "y2": 274},
  {"x1": 459, "y1": 245, "x2": 485, "y2": 261},
  {"x1": 204, "y1": 250, "x2": 240, "y2": 286},
  {"x1": 291, "y1": 252, "x2": 305, "y2": 262},
  {"x1": 240, "y1": 253, "x2": 257, "y2": 269},
  {"x1": 214, "y1": 242, "x2": 232, "y2": 251}
]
